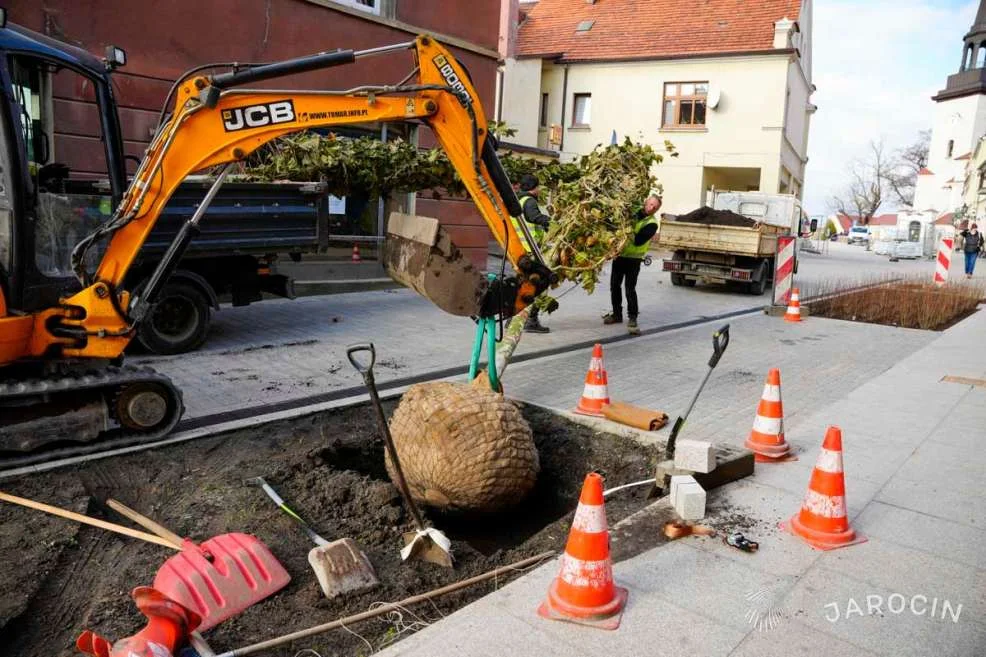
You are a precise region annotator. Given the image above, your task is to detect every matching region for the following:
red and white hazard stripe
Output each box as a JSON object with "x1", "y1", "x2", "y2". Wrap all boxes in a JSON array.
[
  {"x1": 934, "y1": 237, "x2": 953, "y2": 287},
  {"x1": 773, "y1": 235, "x2": 796, "y2": 306}
]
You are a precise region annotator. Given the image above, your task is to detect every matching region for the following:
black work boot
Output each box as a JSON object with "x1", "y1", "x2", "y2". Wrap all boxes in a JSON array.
[
  {"x1": 627, "y1": 317, "x2": 641, "y2": 336},
  {"x1": 602, "y1": 312, "x2": 623, "y2": 325},
  {"x1": 524, "y1": 317, "x2": 550, "y2": 333}
]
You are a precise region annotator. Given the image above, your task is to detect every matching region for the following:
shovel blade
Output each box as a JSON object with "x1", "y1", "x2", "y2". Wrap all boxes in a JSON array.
[
  {"x1": 382, "y1": 212, "x2": 487, "y2": 317},
  {"x1": 153, "y1": 534, "x2": 290, "y2": 631},
  {"x1": 308, "y1": 538, "x2": 379, "y2": 599},
  {"x1": 402, "y1": 531, "x2": 454, "y2": 568}
]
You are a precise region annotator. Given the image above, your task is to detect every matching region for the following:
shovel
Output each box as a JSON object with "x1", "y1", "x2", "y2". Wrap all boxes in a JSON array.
[
  {"x1": 246, "y1": 477, "x2": 379, "y2": 599},
  {"x1": 652, "y1": 324, "x2": 730, "y2": 496},
  {"x1": 346, "y1": 342, "x2": 454, "y2": 568},
  {"x1": 105, "y1": 499, "x2": 291, "y2": 633}
]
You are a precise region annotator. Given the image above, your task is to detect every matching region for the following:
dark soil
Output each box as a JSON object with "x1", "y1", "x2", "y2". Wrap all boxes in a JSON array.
[
  {"x1": 671, "y1": 206, "x2": 758, "y2": 228},
  {"x1": 0, "y1": 401, "x2": 658, "y2": 656}
]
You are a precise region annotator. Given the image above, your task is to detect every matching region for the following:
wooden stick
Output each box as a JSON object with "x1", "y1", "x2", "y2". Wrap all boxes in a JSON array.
[
  {"x1": 0, "y1": 491, "x2": 179, "y2": 551},
  {"x1": 214, "y1": 550, "x2": 556, "y2": 657},
  {"x1": 106, "y1": 498, "x2": 185, "y2": 548}
]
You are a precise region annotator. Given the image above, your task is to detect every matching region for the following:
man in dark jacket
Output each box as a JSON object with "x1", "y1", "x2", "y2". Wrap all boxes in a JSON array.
[
  {"x1": 603, "y1": 194, "x2": 661, "y2": 335},
  {"x1": 512, "y1": 174, "x2": 552, "y2": 333},
  {"x1": 960, "y1": 223, "x2": 983, "y2": 278}
]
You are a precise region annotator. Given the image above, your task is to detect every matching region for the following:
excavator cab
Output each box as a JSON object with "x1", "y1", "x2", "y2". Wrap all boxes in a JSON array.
[{"x1": 0, "y1": 23, "x2": 128, "y2": 322}]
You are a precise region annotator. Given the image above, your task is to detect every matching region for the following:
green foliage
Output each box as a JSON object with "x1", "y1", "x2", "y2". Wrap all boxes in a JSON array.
[
  {"x1": 540, "y1": 138, "x2": 675, "y2": 294},
  {"x1": 244, "y1": 127, "x2": 676, "y2": 298}
]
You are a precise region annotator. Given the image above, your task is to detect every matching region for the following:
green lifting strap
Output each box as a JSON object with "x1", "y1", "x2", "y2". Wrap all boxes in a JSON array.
[{"x1": 468, "y1": 275, "x2": 500, "y2": 391}]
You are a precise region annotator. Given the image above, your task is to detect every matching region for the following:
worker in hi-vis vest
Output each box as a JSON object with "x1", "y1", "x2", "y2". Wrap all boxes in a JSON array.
[
  {"x1": 511, "y1": 174, "x2": 552, "y2": 333},
  {"x1": 603, "y1": 193, "x2": 661, "y2": 336}
]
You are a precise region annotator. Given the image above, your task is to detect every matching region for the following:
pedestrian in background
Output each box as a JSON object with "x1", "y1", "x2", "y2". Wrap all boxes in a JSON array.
[
  {"x1": 960, "y1": 223, "x2": 983, "y2": 278},
  {"x1": 603, "y1": 194, "x2": 661, "y2": 335}
]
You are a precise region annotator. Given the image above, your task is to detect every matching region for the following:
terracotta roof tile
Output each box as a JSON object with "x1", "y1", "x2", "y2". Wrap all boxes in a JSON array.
[
  {"x1": 935, "y1": 212, "x2": 955, "y2": 225},
  {"x1": 956, "y1": 152, "x2": 972, "y2": 160},
  {"x1": 918, "y1": 167, "x2": 934, "y2": 175},
  {"x1": 516, "y1": 0, "x2": 802, "y2": 61},
  {"x1": 869, "y1": 213, "x2": 898, "y2": 226}
]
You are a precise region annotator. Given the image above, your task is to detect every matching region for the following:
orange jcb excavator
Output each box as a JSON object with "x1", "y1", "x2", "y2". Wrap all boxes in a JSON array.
[{"x1": 0, "y1": 22, "x2": 555, "y2": 454}]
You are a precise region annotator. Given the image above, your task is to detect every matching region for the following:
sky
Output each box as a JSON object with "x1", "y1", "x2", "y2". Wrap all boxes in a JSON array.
[{"x1": 804, "y1": 0, "x2": 979, "y2": 214}]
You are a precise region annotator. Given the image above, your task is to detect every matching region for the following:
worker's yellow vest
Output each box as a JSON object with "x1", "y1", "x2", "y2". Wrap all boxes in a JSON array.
[
  {"x1": 620, "y1": 216, "x2": 658, "y2": 259},
  {"x1": 510, "y1": 195, "x2": 545, "y2": 252}
]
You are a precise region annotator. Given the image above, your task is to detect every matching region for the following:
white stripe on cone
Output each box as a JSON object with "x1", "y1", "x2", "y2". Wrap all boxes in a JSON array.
[
  {"x1": 787, "y1": 306, "x2": 801, "y2": 315},
  {"x1": 581, "y1": 384, "x2": 609, "y2": 400},
  {"x1": 571, "y1": 503, "x2": 608, "y2": 534},
  {"x1": 814, "y1": 448, "x2": 844, "y2": 474},
  {"x1": 802, "y1": 489, "x2": 847, "y2": 518},
  {"x1": 589, "y1": 357, "x2": 603, "y2": 370},
  {"x1": 760, "y1": 384, "x2": 781, "y2": 402},
  {"x1": 558, "y1": 554, "x2": 612, "y2": 589},
  {"x1": 752, "y1": 415, "x2": 783, "y2": 435}
]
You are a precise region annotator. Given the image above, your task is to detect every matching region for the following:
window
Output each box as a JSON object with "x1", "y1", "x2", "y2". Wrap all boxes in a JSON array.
[
  {"x1": 663, "y1": 82, "x2": 708, "y2": 128},
  {"x1": 539, "y1": 93, "x2": 549, "y2": 128},
  {"x1": 0, "y1": 104, "x2": 12, "y2": 272},
  {"x1": 332, "y1": 0, "x2": 380, "y2": 15},
  {"x1": 947, "y1": 139, "x2": 954, "y2": 157},
  {"x1": 572, "y1": 93, "x2": 591, "y2": 127}
]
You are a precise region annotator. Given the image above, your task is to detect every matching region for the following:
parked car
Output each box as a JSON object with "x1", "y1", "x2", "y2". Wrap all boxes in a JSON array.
[{"x1": 848, "y1": 225, "x2": 871, "y2": 245}]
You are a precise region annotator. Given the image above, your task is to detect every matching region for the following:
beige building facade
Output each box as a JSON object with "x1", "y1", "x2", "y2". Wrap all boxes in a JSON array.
[{"x1": 498, "y1": 0, "x2": 814, "y2": 216}]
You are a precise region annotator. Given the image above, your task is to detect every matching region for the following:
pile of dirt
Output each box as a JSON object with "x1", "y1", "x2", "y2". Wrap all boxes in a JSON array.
[
  {"x1": 0, "y1": 401, "x2": 658, "y2": 656},
  {"x1": 671, "y1": 206, "x2": 758, "y2": 228}
]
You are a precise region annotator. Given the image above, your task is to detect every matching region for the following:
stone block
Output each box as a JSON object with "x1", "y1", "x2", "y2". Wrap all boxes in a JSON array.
[
  {"x1": 674, "y1": 439, "x2": 715, "y2": 473},
  {"x1": 674, "y1": 480, "x2": 707, "y2": 520}
]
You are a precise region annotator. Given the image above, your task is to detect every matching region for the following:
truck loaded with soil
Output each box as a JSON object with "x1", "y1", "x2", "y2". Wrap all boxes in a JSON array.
[{"x1": 658, "y1": 191, "x2": 805, "y2": 294}]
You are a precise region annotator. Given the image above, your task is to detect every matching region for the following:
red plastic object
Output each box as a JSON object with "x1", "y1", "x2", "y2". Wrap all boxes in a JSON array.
[
  {"x1": 76, "y1": 586, "x2": 200, "y2": 657},
  {"x1": 153, "y1": 534, "x2": 290, "y2": 631}
]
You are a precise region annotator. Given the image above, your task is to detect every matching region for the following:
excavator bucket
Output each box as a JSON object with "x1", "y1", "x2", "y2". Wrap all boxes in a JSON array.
[{"x1": 382, "y1": 212, "x2": 487, "y2": 317}]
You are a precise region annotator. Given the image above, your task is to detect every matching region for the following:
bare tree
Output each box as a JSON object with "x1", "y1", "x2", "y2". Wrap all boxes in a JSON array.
[
  {"x1": 886, "y1": 130, "x2": 930, "y2": 207},
  {"x1": 829, "y1": 140, "x2": 890, "y2": 225}
]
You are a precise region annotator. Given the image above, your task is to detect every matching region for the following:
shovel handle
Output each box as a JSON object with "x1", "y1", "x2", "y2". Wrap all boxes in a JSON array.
[
  {"x1": 0, "y1": 491, "x2": 180, "y2": 550},
  {"x1": 106, "y1": 499, "x2": 185, "y2": 549},
  {"x1": 346, "y1": 343, "x2": 376, "y2": 378},
  {"x1": 708, "y1": 324, "x2": 730, "y2": 368}
]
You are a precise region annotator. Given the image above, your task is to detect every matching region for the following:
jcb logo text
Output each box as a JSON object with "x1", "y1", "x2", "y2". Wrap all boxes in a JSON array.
[{"x1": 222, "y1": 100, "x2": 295, "y2": 132}]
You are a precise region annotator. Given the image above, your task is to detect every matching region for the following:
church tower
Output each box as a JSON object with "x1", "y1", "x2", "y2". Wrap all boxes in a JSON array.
[{"x1": 913, "y1": 1, "x2": 986, "y2": 214}]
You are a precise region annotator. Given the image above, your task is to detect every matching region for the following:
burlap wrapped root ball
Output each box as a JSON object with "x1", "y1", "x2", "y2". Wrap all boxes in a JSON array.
[{"x1": 386, "y1": 381, "x2": 539, "y2": 513}]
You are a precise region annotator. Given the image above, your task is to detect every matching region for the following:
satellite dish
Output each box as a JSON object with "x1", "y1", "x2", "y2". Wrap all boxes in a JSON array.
[{"x1": 707, "y1": 87, "x2": 721, "y2": 110}]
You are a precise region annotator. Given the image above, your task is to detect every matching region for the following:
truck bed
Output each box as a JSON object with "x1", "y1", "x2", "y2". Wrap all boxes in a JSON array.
[
  {"x1": 144, "y1": 179, "x2": 326, "y2": 257},
  {"x1": 657, "y1": 219, "x2": 785, "y2": 258}
]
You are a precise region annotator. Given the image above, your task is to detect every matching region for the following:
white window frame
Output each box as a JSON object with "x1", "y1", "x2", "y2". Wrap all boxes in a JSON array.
[
  {"x1": 332, "y1": 0, "x2": 380, "y2": 15},
  {"x1": 572, "y1": 93, "x2": 591, "y2": 128}
]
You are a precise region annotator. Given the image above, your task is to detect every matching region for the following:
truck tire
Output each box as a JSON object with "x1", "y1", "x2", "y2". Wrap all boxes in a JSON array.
[
  {"x1": 136, "y1": 282, "x2": 212, "y2": 355},
  {"x1": 747, "y1": 261, "x2": 768, "y2": 295},
  {"x1": 670, "y1": 252, "x2": 695, "y2": 287}
]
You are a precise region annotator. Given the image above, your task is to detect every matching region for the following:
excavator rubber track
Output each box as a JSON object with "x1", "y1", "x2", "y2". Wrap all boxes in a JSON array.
[{"x1": 0, "y1": 365, "x2": 183, "y2": 463}]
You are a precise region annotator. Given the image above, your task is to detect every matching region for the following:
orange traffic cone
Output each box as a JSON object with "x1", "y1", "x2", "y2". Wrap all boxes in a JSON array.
[
  {"x1": 352, "y1": 244, "x2": 361, "y2": 263},
  {"x1": 781, "y1": 426, "x2": 866, "y2": 550},
  {"x1": 783, "y1": 287, "x2": 802, "y2": 322},
  {"x1": 538, "y1": 473, "x2": 627, "y2": 630},
  {"x1": 744, "y1": 368, "x2": 795, "y2": 462},
  {"x1": 573, "y1": 344, "x2": 610, "y2": 417}
]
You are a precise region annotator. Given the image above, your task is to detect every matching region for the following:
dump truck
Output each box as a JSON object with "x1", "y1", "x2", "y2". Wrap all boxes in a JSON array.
[{"x1": 658, "y1": 191, "x2": 803, "y2": 295}]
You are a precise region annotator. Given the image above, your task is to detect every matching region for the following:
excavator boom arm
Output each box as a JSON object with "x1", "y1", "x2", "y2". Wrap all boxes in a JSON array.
[{"x1": 28, "y1": 35, "x2": 552, "y2": 361}]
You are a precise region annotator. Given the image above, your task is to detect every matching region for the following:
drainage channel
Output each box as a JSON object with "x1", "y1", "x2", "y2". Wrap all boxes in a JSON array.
[{"x1": 0, "y1": 305, "x2": 761, "y2": 479}]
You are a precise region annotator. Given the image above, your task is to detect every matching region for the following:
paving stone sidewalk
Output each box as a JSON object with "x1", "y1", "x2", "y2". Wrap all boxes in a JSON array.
[
  {"x1": 132, "y1": 241, "x2": 951, "y2": 421},
  {"x1": 375, "y1": 309, "x2": 986, "y2": 657}
]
